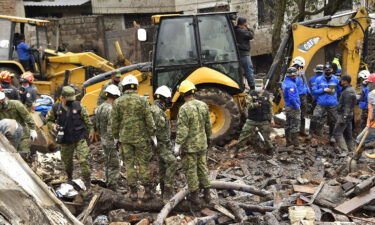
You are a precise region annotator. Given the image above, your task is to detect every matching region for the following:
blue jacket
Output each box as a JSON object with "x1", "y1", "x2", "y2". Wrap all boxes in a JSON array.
[
  {"x1": 17, "y1": 42, "x2": 31, "y2": 60},
  {"x1": 309, "y1": 72, "x2": 323, "y2": 100},
  {"x1": 359, "y1": 86, "x2": 369, "y2": 110},
  {"x1": 296, "y1": 73, "x2": 309, "y2": 95},
  {"x1": 282, "y1": 76, "x2": 300, "y2": 109},
  {"x1": 312, "y1": 74, "x2": 341, "y2": 106}
]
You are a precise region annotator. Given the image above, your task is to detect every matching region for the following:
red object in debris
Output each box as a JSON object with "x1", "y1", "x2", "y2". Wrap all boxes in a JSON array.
[
  {"x1": 366, "y1": 73, "x2": 375, "y2": 83},
  {"x1": 296, "y1": 198, "x2": 303, "y2": 205}
]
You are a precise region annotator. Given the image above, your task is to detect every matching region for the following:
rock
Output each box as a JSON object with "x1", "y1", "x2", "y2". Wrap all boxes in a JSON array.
[
  {"x1": 165, "y1": 215, "x2": 187, "y2": 225},
  {"x1": 135, "y1": 219, "x2": 149, "y2": 225},
  {"x1": 93, "y1": 215, "x2": 109, "y2": 225},
  {"x1": 108, "y1": 209, "x2": 127, "y2": 222},
  {"x1": 288, "y1": 206, "x2": 315, "y2": 225}
]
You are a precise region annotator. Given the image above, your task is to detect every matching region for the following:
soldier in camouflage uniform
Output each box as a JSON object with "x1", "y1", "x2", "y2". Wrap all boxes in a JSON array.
[
  {"x1": 174, "y1": 80, "x2": 212, "y2": 204},
  {"x1": 0, "y1": 91, "x2": 37, "y2": 155},
  {"x1": 46, "y1": 86, "x2": 94, "y2": 188},
  {"x1": 111, "y1": 75, "x2": 156, "y2": 200},
  {"x1": 95, "y1": 84, "x2": 121, "y2": 190},
  {"x1": 151, "y1": 85, "x2": 177, "y2": 200},
  {"x1": 97, "y1": 73, "x2": 121, "y2": 106},
  {"x1": 237, "y1": 79, "x2": 274, "y2": 155}
]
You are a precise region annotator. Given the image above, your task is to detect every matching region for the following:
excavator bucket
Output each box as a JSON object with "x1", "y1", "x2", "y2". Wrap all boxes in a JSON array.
[{"x1": 31, "y1": 112, "x2": 56, "y2": 153}]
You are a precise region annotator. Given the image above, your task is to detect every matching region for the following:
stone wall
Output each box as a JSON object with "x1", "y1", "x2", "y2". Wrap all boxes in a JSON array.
[{"x1": 0, "y1": 0, "x2": 25, "y2": 16}]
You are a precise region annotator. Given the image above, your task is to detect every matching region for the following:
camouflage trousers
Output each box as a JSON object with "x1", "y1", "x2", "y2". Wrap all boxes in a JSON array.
[
  {"x1": 182, "y1": 151, "x2": 210, "y2": 192},
  {"x1": 121, "y1": 141, "x2": 152, "y2": 186},
  {"x1": 285, "y1": 106, "x2": 301, "y2": 134},
  {"x1": 312, "y1": 104, "x2": 337, "y2": 136},
  {"x1": 238, "y1": 119, "x2": 273, "y2": 150},
  {"x1": 60, "y1": 139, "x2": 91, "y2": 180},
  {"x1": 102, "y1": 139, "x2": 120, "y2": 187},
  {"x1": 299, "y1": 94, "x2": 308, "y2": 133},
  {"x1": 156, "y1": 142, "x2": 177, "y2": 186},
  {"x1": 18, "y1": 127, "x2": 30, "y2": 153}
]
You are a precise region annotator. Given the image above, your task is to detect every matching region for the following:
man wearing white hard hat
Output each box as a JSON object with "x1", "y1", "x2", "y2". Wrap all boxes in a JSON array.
[{"x1": 0, "y1": 91, "x2": 37, "y2": 157}]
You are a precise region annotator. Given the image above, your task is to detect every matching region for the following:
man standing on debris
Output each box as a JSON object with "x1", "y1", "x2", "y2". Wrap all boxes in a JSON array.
[
  {"x1": 0, "y1": 91, "x2": 36, "y2": 155},
  {"x1": 307, "y1": 64, "x2": 324, "y2": 137},
  {"x1": 333, "y1": 75, "x2": 356, "y2": 152},
  {"x1": 311, "y1": 63, "x2": 341, "y2": 144},
  {"x1": 0, "y1": 71, "x2": 19, "y2": 100},
  {"x1": 0, "y1": 119, "x2": 23, "y2": 150},
  {"x1": 111, "y1": 75, "x2": 156, "y2": 200},
  {"x1": 97, "y1": 73, "x2": 122, "y2": 106},
  {"x1": 95, "y1": 84, "x2": 121, "y2": 190},
  {"x1": 151, "y1": 86, "x2": 177, "y2": 200},
  {"x1": 354, "y1": 73, "x2": 375, "y2": 162},
  {"x1": 292, "y1": 57, "x2": 309, "y2": 136},
  {"x1": 174, "y1": 80, "x2": 212, "y2": 204},
  {"x1": 282, "y1": 67, "x2": 301, "y2": 148},
  {"x1": 46, "y1": 86, "x2": 94, "y2": 188},
  {"x1": 234, "y1": 17, "x2": 255, "y2": 89},
  {"x1": 358, "y1": 70, "x2": 370, "y2": 130},
  {"x1": 236, "y1": 79, "x2": 274, "y2": 155}
]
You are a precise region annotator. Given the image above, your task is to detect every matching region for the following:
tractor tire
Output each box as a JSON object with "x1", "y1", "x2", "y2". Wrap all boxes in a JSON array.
[
  {"x1": 0, "y1": 67, "x2": 21, "y2": 87},
  {"x1": 195, "y1": 87, "x2": 241, "y2": 146}
]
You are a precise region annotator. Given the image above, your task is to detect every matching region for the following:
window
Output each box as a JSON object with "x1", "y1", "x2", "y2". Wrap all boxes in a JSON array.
[
  {"x1": 0, "y1": 19, "x2": 12, "y2": 60},
  {"x1": 257, "y1": 0, "x2": 274, "y2": 26}
]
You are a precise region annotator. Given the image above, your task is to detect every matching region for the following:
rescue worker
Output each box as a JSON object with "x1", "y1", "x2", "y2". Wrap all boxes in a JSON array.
[
  {"x1": 0, "y1": 91, "x2": 37, "y2": 155},
  {"x1": 0, "y1": 71, "x2": 19, "y2": 100},
  {"x1": 111, "y1": 75, "x2": 156, "y2": 200},
  {"x1": 174, "y1": 80, "x2": 212, "y2": 204},
  {"x1": 282, "y1": 67, "x2": 301, "y2": 147},
  {"x1": 358, "y1": 70, "x2": 370, "y2": 130},
  {"x1": 354, "y1": 73, "x2": 375, "y2": 162},
  {"x1": 236, "y1": 79, "x2": 274, "y2": 155},
  {"x1": 311, "y1": 63, "x2": 341, "y2": 143},
  {"x1": 293, "y1": 56, "x2": 309, "y2": 136},
  {"x1": 97, "y1": 73, "x2": 122, "y2": 106},
  {"x1": 307, "y1": 64, "x2": 324, "y2": 138},
  {"x1": 332, "y1": 54, "x2": 342, "y2": 77},
  {"x1": 0, "y1": 118, "x2": 23, "y2": 150},
  {"x1": 95, "y1": 84, "x2": 121, "y2": 190},
  {"x1": 16, "y1": 34, "x2": 33, "y2": 71},
  {"x1": 46, "y1": 86, "x2": 94, "y2": 188},
  {"x1": 333, "y1": 75, "x2": 356, "y2": 152},
  {"x1": 19, "y1": 72, "x2": 38, "y2": 110},
  {"x1": 151, "y1": 85, "x2": 177, "y2": 200},
  {"x1": 234, "y1": 17, "x2": 255, "y2": 89}
]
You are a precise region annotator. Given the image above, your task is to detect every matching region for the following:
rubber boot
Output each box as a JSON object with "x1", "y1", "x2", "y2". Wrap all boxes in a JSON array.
[
  {"x1": 329, "y1": 136, "x2": 336, "y2": 145},
  {"x1": 285, "y1": 130, "x2": 292, "y2": 147},
  {"x1": 335, "y1": 136, "x2": 348, "y2": 152},
  {"x1": 265, "y1": 146, "x2": 274, "y2": 155},
  {"x1": 163, "y1": 184, "x2": 174, "y2": 200},
  {"x1": 129, "y1": 186, "x2": 138, "y2": 201},
  {"x1": 292, "y1": 132, "x2": 300, "y2": 148},
  {"x1": 300, "y1": 118, "x2": 307, "y2": 136},
  {"x1": 189, "y1": 190, "x2": 200, "y2": 205},
  {"x1": 143, "y1": 185, "x2": 154, "y2": 200},
  {"x1": 66, "y1": 172, "x2": 73, "y2": 181},
  {"x1": 203, "y1": 188, "x2": 211, "y2": 203}
]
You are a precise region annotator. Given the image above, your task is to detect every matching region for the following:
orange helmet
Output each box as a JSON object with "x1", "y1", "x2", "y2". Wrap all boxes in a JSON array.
[
  {"x1": 0, "y1": 71, "x2": 13, "y2": 83},
  {"x1": 21, "y1": 71, "x2": 34, "y2": 83}
]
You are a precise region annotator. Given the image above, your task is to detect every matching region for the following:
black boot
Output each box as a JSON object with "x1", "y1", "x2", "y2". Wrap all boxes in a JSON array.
[
  {"x1": 285, "y1": 130, "x2": 292, "y2": 147},
  {"x1": 143, "y1": 185, "x2": 155, "y2": 200},
  {"x1": 292, "y1": 132, "x2": 300, "y2": 148},
  {"x1": 189, "y1": 190, "x2": 200, "y2": 205},
  {"x1": 203, "y1": 188, "x2": 211, "y2": 203},
  {"x1": 300, "y1": 118, "x2": 307, "y2": 136},
  {"x1": 128, "y1": 186, "x2": 138, "y2": 201},
  {"x1": 163, "y1": 184, "x2": 174, "y2": 200}
]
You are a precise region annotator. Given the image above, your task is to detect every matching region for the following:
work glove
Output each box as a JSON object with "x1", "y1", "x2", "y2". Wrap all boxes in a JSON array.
[
  {"x1": 30, "y1": 129, "x2": 37, "y2": 141},
  {"x1": 173, "y1": 144, "x2": 181, "y2": 156},
  {"x1": 151, "y1": 136, "x2": 158, "y2": 147}
]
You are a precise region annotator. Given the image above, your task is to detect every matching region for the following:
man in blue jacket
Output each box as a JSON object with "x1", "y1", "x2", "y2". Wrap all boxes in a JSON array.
[
  {"x1": 311, "y1": 63, "x2": 341, "y2": 143},
  {"x1": 282, "y1": 67, "x2": 301, "y2": 147},
  {"x1": 308, "y1": 64, "x2": 324, "y2": 137},
  {"x1": 293, "y1": 57, "x2": 309, "y2": 136},
  {"x1": 16, "y1": 34, "x2": 33, "y2": 72}
]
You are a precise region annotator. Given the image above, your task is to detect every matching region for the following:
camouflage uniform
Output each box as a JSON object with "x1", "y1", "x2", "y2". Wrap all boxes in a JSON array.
[
  {"x1": 95, "y1": 101, "x2": 120, "y2": 187},
  {"x1": 176, "y1": 99, "x2": 212, "y2": 192},
  {"x1": 0, "y1": 99, "x2": 35, "y2": 153},
  {"x1": 238, "y1": 91, "x2": 273, "y2": 151},
  {"x1": 111, "y1": 90, "x2": 156, "y2": 186},
  {"x1": 151, "y1": 100, "x2": 177, "y2": 187},
  {"x1": 46, "y1": 94, "x2": 93, "y2": 181}
]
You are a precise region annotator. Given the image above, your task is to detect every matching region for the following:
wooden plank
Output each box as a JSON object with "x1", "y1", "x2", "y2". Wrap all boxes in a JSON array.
[
  {"x1": 77, "y1": 193, "x2": 100, "y2": 223},
  {"x1": 293, "y1": 185, "x2": 317, "y2": 194},
  {"x1": 213, "y1": 204, "x2": 235, "y2": 220},
  {"x1": 343, "y1": 176, "x2": 361, "y2": 184},
  {"x1": 309, "y1": 181, "x2": 324, "y2": 205},
  {"x1": 335, "y1": 186, "x2": 375, "y2": 214}
]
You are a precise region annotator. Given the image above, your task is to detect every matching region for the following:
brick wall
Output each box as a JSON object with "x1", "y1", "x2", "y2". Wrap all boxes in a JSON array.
[{"x1": 0, "y1": 0, "x2": 24, "y2": 16}]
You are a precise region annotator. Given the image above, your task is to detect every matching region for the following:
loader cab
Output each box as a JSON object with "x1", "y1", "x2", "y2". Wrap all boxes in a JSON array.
[{"x1": 152, "y1": 13, "x2": 243, "y2": 94}]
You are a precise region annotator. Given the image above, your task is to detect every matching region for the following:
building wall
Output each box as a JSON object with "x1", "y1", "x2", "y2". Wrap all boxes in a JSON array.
[
  {"x1": 0, "y1": 0, "x2": 25, "y2": 16},
  {"x1": 91, "y1": 0, "x2": 176, "y2": 14}
]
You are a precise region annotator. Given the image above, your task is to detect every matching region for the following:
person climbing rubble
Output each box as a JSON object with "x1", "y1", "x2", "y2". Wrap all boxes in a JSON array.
[
  {"x1": 174, "y1": 80, "x2": 212, "y2": 205},
  {"x1": 111, "y1": 75, "x2": 156, "y2": 201},
  {"x1": 282, "y1": 67, "x2": 301, "y2": 148},
  {"x1": 46, "y1": 86, "x2": 94, "y2": 188},
  {"x1": 151, "y1": 85, "x2": 177, "y2": 200},
  {"x1": 311, "y1": 63, "x2": 341, "y2": 144},
  {"x1": 236, "y1": 79, "x2": 274, "y2": 155},
  {"x1": 95, "y1": 84, "x2": 121, "y2": 190},
  {"x1": 333, "y1": 75, "x2": 356, "y2": 152},
  {"x1": 0, "y1": 70, "x2": 19, "y2": 100}
]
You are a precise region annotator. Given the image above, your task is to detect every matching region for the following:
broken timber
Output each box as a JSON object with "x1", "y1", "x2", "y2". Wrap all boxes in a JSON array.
[{"x1": 335, "y1": 186, "x2": 375, "y2": 214}]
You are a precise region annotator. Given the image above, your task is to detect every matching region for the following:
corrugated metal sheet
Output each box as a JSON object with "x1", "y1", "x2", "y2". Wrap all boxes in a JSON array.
[{"x1": 24, "y1": 0, "x2": 90, "y2": 7}]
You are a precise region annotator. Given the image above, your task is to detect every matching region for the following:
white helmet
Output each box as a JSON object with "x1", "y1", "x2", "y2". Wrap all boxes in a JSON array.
[
  {"x1": 105, "y1": 84, "x2": 121, "y2": 97},
  {"x1": 358, "y1": 70, "x2": 370, "y2": 80},
  {"x1": 121, "y1": 75, "x2": 139, "y2": 86},
  {"x1": 0, "y1": 92, "x2": 5, "y2": 100},
  {"x1": 155, "y1": 85, "x2": 172, "y2": 98},
  {"x1": 292, "y1": 56, "x2": 306, "y2": 68}
]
